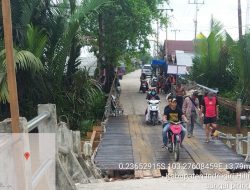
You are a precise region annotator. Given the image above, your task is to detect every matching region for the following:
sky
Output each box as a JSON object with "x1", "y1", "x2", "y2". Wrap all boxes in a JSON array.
[{"x1": 156, "y1": 0, "x2": 248, "y2": 42}]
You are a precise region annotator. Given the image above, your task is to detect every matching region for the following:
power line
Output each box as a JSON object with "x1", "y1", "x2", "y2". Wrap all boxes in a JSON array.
[
  {"x1": 171, "y1": 29, "x2": 180, "y2": 40},
  {"x1": 188, "y1": 0, "x2": 205, "y2": 39}
]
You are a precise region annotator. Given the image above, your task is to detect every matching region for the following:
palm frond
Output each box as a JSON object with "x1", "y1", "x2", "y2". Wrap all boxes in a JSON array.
[
  {"x1": 14, "y1": 50, "x2": 43, "y2": 72},
  {"x1": 50, "y1": 0, "x2": 111, "y2": 84},
  {"x1": 0, "y1": 73, "x2": 8, "y2": 103},
  {"x1": 26, "y1": 24, "x2": 48, "y2": 58}
]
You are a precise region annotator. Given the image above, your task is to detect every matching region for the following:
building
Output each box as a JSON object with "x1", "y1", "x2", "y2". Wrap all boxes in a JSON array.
[{"x1": 164, "y1": 40, "x2": 195, "y2": 75}]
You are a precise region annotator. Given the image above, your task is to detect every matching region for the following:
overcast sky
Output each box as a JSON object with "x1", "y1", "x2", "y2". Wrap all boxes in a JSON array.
[{"x1": 157, "y1": 0, "x2": 248, "y2": 42}]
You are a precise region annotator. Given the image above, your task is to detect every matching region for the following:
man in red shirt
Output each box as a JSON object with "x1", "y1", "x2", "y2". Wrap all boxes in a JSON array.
[{"x1": 200, "y1": 91, "x2": 219, "y2": 143}]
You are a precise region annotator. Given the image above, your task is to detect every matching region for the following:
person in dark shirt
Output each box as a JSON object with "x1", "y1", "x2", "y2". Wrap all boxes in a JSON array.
[
  {"x1": 145, "y1": 88, "x2": 161, "y2": 122},
  {"x1": 162, "y1": 97, "x2": 188, "y2": 148}
]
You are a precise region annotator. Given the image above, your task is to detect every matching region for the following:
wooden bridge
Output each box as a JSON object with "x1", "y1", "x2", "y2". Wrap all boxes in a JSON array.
[{"x1": 93, "y1": 70, "x2": 250, "y2": 179}]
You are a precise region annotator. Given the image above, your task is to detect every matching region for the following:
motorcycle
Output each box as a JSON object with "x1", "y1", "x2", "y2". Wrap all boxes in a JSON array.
[
  {"x1": 147, "y1": 99, "x2": 160, "y2": 126},
  {"x1": 140, "y1": 80, "x2": 149, "y2": 93},
  {"x1": 166, "y1": 121, "x2": 184, "y2": 161}
]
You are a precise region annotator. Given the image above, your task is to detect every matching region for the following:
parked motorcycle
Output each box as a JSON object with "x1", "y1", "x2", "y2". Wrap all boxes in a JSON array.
[
  {"x1": 139, "y1": 80, "x2": 149, "y2": 93},
  {"x1": 147, "y1": 99, "x2": 160, "y2": 126},
  {"x1": 166, "y1": 121, "x2": 184, "y2": 161}
]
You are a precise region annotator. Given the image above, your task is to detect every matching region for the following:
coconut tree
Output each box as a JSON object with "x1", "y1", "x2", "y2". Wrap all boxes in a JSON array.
[
  {"x1": 191, "y1": 18, "x2": 236, "y2": 93},
  {"x1": 0, "y1": 24, "x2": 45, "y2": 101}
]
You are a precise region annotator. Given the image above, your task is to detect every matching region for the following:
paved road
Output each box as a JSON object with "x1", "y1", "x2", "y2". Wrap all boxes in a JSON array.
[
  {"x1": 77, "y1": 173, "x2": 250, "y2": 190},
  {"x1": 119, "y1": 69, "x2": 166, "y2": 116}
]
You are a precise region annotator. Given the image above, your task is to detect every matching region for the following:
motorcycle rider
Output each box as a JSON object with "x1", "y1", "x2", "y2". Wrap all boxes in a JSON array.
[
  {"x1": 150, "y1": 75, "x2": 158, "y2": 88},
  {"x1": 146, "y1": 88, "x2": 160, "y2": 100},
  {"x1": 162, "y1": 97, "x2": 188, "y2": 148},
  {"x1": 145, "y1": 88, "x2": 161, "y2": 123},
  {"x1": 140, "y1": 72, "x2": 146, "y2": 81},
  {"x1": 139, "y1": 72, "x2": 148, "y2": 92}
]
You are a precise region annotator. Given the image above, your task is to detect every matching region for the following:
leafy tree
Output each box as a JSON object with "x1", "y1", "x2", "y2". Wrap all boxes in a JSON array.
[
  {"x1": 80, "y1": 0, "x2": 168, "y2": 92},
  {"x1": 226, "y1": 33, "x2": 250, "y2": 104}
]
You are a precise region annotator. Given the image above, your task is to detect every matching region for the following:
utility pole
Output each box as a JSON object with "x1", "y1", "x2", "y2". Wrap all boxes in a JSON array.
[
  {"x1": 2, "y1": 0, "x2": 20, "y2": 132},
  {"x1": 156, "y1": 20, "x2": 159, "y2": 56},
  {"x1": 238, "y1": 0, "x2": 243, "y2": 39},
  {"x1": 246, "y1": 0, "x2": 250, "y2": 32},
  {"x1": 188, "y1": 0, "x2": 204, "y2": 40},
  {"x1": 158, "y1": 8, "x2": 173, "y2": 57},
  {"x1": 171, "y1": 29, "x2": 180, "y2": 40}
]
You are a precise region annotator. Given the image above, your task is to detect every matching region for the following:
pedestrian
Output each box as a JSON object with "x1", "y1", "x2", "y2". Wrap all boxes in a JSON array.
[
  {"x1": 200, "y1": 91, "x2": 219, "y2": 143},
  {"x1": 182, "y1": 90, "x2": 200, "y2": 138},
  {"x1": 175, "y1": 83, "x2": 186, "y2": 109}
]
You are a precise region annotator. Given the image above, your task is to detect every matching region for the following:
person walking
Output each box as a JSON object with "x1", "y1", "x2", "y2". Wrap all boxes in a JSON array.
[
  {"x1": 200, "y1": 91, "x2": 219, "y2": 143},
  {"x1": 182, "y1": 90, "x2": 200, "y2": 138},
  {"x1": 175, "y1": 83, "x2": 186, "y2": 109}
]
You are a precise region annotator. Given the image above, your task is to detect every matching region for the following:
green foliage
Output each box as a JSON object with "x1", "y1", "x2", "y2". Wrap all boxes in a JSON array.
[
  {"x1": 191, "y1": 18, "x2": 237, "y2": 94},
  {"x1": 57, "y1": 70, "x2": 106, "y2": 130},
  {"x1": 0, "y1": 0, "x2": 110, "y2": 129},
  {"x1": 226, "y1": 33, "x2": 250, "y2": 104},
  {"x1": 80, "y1": 0, "x2": 167, "y2": 74},
  {"x1": 217, "y1": 106, "x2": 235, "y2": 127},
  {"x1": 0, "y1": 0, "x2": 170, "y2": 132},
  {"x1": 79, "y1": 119, "x2": 94, "y2": 134},
  {"x1": 0, "y1": 48, "x2": 43, "y2": 103}
]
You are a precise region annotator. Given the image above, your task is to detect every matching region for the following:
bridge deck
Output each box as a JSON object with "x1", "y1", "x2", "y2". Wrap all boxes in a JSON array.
[{"x1": 94, "y1": 115, "x2": 249, "y2": 177}]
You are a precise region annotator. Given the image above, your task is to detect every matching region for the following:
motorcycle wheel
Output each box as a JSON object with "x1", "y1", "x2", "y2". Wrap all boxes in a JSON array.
[
  {"x1": 152, "y1": 115, "x2": 156, "y2": 126},
  {"x1": 174, "y1": 141, "x2": 180, "y2": 162}
]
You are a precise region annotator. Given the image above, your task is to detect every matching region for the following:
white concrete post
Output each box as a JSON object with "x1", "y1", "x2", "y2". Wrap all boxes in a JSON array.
[
  {"x1": 226, "y1": 134, "x2": 232, "y2": 148},
  {"x1": 72, "y1": 131, "x2": 81, "y2": 155},
  {"x1": 236, "y1": 134, "x2": 243, "y2": 155},
  {"x1": 245, "y1": 132, "x2": 250, "y2": 162},
  {"x1": 38, "y1": 104, "x2": 57, "y2": 133}
]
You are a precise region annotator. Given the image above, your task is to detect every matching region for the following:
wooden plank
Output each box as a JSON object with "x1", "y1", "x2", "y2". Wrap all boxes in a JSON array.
[
  {"x1": 80, "y1": 141, "x2": 84, "y2": 153},
  {"x1": 185, "y1": 134, "x2": 230, "y2": 175},
  {"x1": 87, "y1": 132, "x2": 92, "y2": 139},
  {"x1": 151, "y1": 169, "x2": 161, "y2": 178},
  {"x1": 90, "y1": 131, "x2": 96, "y2": 147},
  {"x1": 93, "y1": 126, "x2": 103, "y2": 132},
  {"x1": 95, "y1": 132, "x2": 102, "y2": 140},
  {"x1": 142, "y1": 170, "x2": 152, "y2": 177},
  {"x1": 134, "y1": 170, "x2": 144, "y2": 178},
  {"x1": 93, "y1": 141, "x2": 100, "y2": 150}
]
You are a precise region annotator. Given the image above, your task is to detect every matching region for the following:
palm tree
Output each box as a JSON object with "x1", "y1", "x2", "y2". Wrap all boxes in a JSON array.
[
  {"x1": 0, "y1": 48, "x2": 43, "y2": 102},
  {"x1": 191, "y1": 18, "x2": 235, "y2": 92}
]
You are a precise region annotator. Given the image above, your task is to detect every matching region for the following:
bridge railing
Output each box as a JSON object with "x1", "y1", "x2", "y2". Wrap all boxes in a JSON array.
[
  {"x1": 27, "y1": 111, "x2": 50, "y2": 132},
  {"x1": 0, "y1": 104, "x2": 100, "y2": 190},
  {"x1": 102, "y1": 74, "x2": 123, "y2": 121},
  {"x1": 188, "y1": 82, "x2": 250, "y2": 163},
  {"x1": 216, "y1": 131, "x2": 250, "y2": 162}
]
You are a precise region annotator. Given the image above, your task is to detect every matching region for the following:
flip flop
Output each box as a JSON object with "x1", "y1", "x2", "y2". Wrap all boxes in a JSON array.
[{"x1": 205, "y1": 139, "x2": 210, "y2": 143}]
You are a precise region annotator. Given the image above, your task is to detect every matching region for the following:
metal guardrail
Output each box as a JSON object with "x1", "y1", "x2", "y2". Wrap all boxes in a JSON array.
[
  {"x1": 27, "y1": 111, "x2": 50, "y2": 132},
  {"x1": 196, "y1": 83, "x2": 219, "y2": 94}
]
